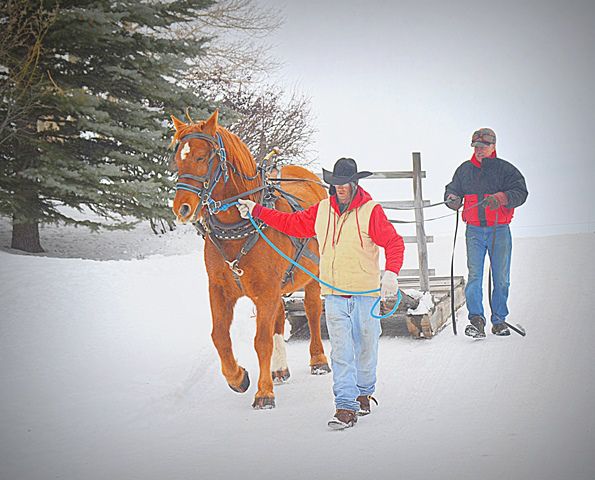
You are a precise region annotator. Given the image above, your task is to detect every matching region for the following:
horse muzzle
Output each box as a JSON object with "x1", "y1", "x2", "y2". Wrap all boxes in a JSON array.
[{"x1": 173, "y1": 201, "x2": 199, "y2": 224}]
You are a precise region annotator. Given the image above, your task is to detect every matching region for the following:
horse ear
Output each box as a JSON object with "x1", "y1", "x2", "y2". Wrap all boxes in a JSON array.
[
  {"x1": 171, "y1": 115, "x2": 186, "y2": 132},
  {"x1": 203, "y1": 109, "x2": 219, "y2": 136}
]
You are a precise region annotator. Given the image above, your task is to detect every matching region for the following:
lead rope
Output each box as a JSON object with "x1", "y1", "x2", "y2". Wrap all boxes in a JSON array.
[
  {"x1": 449, "y1": 197, "x2": 494, "y2": 335},
  {"x1": 450, "y1": 210, "x2": 460, "y2": 334},
  {"x1": 487, "y1": 211, "x2": 499, "y2": 317},
  {"x1": 484, "y1": 211, "x2": 527, "y2": 337},
  {"x1": 449, "y1": 198, "x2": 489, "y2": 335},
  {"x1": 233, "y1": 205, "x2": 401, "y2": 319}
]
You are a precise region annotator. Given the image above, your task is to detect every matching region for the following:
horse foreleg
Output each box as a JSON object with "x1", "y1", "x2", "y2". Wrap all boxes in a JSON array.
[
  {"x1": 304, "y1": 280, "x2": 331, "y2": 375},
  {"x1": 209, "y1": 285, "x2": 249, "y2": 393},
  {"x1": 271, "y1": 300, "x2": 290, "y2": 384},
  {"x1": 252, "y1": 297, "x2": 278, "y2": 409}
]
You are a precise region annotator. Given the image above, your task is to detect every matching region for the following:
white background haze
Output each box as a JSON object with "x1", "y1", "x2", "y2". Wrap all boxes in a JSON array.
[
  {"x1": 258, "y1": 0, "x2": 595, "y2": 236},
  {"x1": 2, "y1": 2, "x2": 595, "y2": 478}
]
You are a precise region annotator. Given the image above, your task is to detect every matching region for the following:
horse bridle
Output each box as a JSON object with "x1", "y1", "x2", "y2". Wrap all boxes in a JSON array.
[
  {"x1": 172, "y1": 130, "x2": 266, "y2": 280},
  {"x1": 173, "y1": 131, "x2": 262, "y2": 215},
  {"x1": 173, "y1": 131, "x2": 231, "y2": 213}
]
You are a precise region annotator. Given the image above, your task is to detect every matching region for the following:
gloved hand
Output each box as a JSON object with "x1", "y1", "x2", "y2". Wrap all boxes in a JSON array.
[
  {"x1": 380, "y1": 270, "x2": 399, "y2": 300},
  {"x1": 485, "y1": 192, "x2": 508, "y2": 210},
  {"x1": 445, "y1": 194, "x2": 462, "y2": 210},
  {"x1": 237, "y1": 198, "x2": 256, "y2": 219}
]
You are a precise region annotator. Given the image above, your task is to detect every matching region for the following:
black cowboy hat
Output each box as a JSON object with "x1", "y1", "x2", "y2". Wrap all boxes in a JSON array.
[{"x1": 322, "y1": 158, "x2": 372, "y2": 185}]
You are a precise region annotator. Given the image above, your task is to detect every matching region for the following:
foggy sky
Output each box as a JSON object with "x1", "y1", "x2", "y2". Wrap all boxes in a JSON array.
[{"x1": 258, "y1": 0, "x2": 595, "y2": 236}]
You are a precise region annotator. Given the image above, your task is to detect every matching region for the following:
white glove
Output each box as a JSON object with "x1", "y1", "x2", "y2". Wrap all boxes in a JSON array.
[
  {"x1": 237, "y1": 198, "x2": 256, "y2": 219},
  {"x1": 380, "y1": 270, "x2": 399, "y2": 300}
]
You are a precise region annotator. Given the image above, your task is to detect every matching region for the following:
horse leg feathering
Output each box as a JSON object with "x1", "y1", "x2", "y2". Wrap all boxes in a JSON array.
[{"x1": 271, "y1": 301, "x2": 291, "y2": 384}]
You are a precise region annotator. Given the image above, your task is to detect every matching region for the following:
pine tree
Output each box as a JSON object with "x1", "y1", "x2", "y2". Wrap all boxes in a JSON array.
[{"x1": 0, "y1": 0, "x2": 215, "y2": 252}]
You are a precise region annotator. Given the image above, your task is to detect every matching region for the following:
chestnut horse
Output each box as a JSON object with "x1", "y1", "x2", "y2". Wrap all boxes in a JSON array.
[{"x1": 170, "y1": 110, "x2": 330, "y2": 409}]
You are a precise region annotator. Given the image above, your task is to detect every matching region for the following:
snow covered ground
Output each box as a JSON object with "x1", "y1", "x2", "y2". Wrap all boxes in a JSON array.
[{"x1": 1, "y1": 220, "x2": 594, "y2": 480}]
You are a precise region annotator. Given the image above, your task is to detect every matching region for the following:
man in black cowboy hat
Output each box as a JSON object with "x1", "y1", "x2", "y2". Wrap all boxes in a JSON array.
[{"x1": 239, "y1": 157, "x2": 405, "y2": 430}]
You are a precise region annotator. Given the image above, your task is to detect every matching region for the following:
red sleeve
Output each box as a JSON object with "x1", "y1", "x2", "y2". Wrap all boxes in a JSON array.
[
  {"x1": 252, "y1": 203, "x2": 319, "y2": 238},
  {"x1": 368, "y1": 204, "x2": 405, "y2": 274}
]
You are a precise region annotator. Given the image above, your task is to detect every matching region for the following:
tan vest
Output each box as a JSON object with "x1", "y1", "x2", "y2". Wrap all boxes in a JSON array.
[{"x1": 314, "y1": 198, "x2": 380, "y2": 296}]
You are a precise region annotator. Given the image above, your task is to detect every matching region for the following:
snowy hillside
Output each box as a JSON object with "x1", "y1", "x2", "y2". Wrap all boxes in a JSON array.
[{"x1": 0, "y1": 222, "x2": 594, "y2": 480}]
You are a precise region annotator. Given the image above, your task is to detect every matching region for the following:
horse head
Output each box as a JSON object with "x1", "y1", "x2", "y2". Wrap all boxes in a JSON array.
[
  {"x1": 170, "y1": 110, "x2": 221, "y2": 223},
  {"x1": 170, "y1": 110, "x2": 261, "y2": 224}
]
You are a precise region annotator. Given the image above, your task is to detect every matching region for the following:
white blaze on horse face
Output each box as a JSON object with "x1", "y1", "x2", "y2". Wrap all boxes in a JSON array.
[
  {"x1": 180, "y1": 142, "x2": 191, "y2": 160},
  {"x1": 270, "y1": 333, "x2": 288, "y2": 372}
]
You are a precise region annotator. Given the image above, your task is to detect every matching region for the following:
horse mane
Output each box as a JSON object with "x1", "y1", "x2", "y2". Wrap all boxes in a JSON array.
[{"x1": 216, "y1": 127, "x2": 260, "y2": 193}]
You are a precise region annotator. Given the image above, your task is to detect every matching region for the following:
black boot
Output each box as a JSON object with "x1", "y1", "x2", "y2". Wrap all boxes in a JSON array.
[
  {"x1": 492, "y1": 322, "x2": 511, "y2": 336},
  {"x1": 465, "y1": 315, "x2": 486, "y2": 338}
]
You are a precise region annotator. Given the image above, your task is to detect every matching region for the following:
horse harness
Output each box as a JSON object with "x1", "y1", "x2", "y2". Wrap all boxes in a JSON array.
[{"x1": 173, "y1": 131, "x2": 320, "y2": 290}]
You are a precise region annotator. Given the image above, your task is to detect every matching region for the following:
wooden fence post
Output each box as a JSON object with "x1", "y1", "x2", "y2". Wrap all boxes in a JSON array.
[{"x1": 412, "y1": 152, "x2": 430, "y2": 291}]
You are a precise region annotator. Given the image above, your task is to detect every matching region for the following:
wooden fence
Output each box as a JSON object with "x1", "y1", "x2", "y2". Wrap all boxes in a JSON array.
[
  {"x1": 371, "y1": 152, "x2": 432, "y2": 291},
  {"x1": 286, "y1": 152, "x2": 466, "y2": 338}
]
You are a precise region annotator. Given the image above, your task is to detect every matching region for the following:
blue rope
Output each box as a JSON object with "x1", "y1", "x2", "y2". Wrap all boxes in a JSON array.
[
  {"x1": 219, "y1": 201, "x2": 401, "y2": 319},
  {"x1": 214, "y1": 200, "x2": 239, "y2": 212}
]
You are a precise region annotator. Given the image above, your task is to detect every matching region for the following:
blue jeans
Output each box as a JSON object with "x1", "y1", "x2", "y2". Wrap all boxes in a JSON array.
[
  {"x1": 465, "y1": 224, "x2": 512, "y2": 325},
  {"x1": 324, "y1": 295, "x2": 381, "y2": 412}
]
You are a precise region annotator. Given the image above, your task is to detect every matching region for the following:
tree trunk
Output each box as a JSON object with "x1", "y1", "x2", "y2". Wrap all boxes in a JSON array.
[
  {"x1": 11, "y1": 217, "x2": 44, "y2": 253},
  {"x1": 10, "y1": 161, "x2": 45, "y2": 253}
]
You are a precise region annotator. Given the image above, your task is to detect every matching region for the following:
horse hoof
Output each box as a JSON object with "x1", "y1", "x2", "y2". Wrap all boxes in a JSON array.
[
  {"x1": 252, "y1": 396, "x2": 275, "y2": 409},
  {"x1": 228, "y1": 368, "x2": 250, "y2": 393},
  {"x1": 272, "y1": 368, "x2": 291, "y2": 384},
  {"x1": 311, "y1": 363, "x2": 331, "y2": 375}
]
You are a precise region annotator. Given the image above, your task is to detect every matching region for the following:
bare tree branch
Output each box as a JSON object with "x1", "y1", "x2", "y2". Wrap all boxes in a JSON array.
[
  {"x1": 170, "y1": 0, "x2": 283, "y2": 83},
  {"x1": 195, "y1": 77, "x2": 316, "y2": 165},
  {"x1": 189, "y1": 0, "x2": 283, "y2": 34},
  {"x1": 168, "y1": 1, "x2": 316, "y2": 166}
]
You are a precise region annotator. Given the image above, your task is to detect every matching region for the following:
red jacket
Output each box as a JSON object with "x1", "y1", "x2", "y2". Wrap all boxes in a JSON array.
[
  {"x1": 252, "y1": 186, "x2": 404, "y2": 274},
  {"x1": 444, "y1": 151, "x2": 528, "y2": 227}
]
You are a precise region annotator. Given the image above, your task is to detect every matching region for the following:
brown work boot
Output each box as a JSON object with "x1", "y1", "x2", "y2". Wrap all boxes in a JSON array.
[
  {"x1": 327, "y1": 409, "x2": 358, "y2": 430},
  {"x1": 356, "y1": 395, "x2": 378, "y2": 416}
]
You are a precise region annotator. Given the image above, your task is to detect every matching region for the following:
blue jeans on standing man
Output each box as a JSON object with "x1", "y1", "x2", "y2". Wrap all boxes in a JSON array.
[
  {"x1": 465, "y1": 224, "x2": 512, "y2": 325},
  {"x1": 324, "y1": 294, "x2": 381, "y2": 412}
]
